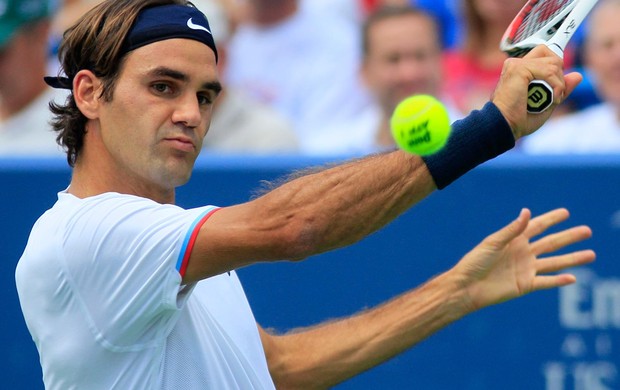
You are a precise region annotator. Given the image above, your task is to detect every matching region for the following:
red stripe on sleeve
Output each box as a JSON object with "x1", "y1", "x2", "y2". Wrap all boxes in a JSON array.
[{"x1": 178, "y1": 207, "x2": 222, "y2": 278}]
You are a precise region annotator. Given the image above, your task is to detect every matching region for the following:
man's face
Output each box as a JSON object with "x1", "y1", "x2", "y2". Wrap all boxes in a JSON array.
[
  {"x1": 0, "y1": 26, "x2": 45, "y2": 96},
  {"x1": 471, "y1": 0, "x2": 524, "y2": 26},
  {"x1": 585, "y1": 3, "x2": 620, "y2": 107},
  {"x1": 362, "y1": 14, "x2": 442, "y2": 115},
  {"x1": 95, "y1": 38, "x2": 220, "y2": 192}
]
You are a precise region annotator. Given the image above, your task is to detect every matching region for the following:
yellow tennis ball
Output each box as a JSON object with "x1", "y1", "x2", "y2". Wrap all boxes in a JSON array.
[{"x1": 390, "y1": 95, "x2": 451, "y2": 155}]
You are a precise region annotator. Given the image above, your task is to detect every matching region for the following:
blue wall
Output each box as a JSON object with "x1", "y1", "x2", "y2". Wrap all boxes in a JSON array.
[{"x1": 3, "y1": 154, "x2": 619, "y2": 389}]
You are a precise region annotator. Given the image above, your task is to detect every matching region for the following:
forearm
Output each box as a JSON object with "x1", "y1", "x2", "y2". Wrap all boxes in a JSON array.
[
  {"x1": 262, "y1": 271, "x2": 472, "y2": 389},
  {"x1": 187, "y1": 150, "x2": 434, "y2": 281},
  {"x1": 190, "y1": 103, "x2": 514, "y2": 280},
  {"x1": 249, "y1": 150, "x2": 435, "y2": 258},
  {"x1": 246, "y1": 102, "x2": 514, "y2": 259}
]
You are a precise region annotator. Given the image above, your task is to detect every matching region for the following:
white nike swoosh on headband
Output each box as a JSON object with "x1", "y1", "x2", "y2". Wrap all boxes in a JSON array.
[{"x1": 187, "y1": 18, "x2": 211, "y2": 34}]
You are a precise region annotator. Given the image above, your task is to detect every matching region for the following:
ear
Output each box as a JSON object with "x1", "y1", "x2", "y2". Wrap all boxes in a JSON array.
[
  {"x1": 73, "y1": 69, "x2": 102, "y2": 120},
  {"x1": 359, "y1": 56, "x2": 374, "y2": 89},
  {"x1": 216, "y1": 45, "x2": 228, "y2": 75}
]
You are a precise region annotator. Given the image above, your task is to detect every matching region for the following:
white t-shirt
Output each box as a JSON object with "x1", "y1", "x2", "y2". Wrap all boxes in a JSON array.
[
  {"x1": 15, "y1": 191, "x2": 274, "y2": 390},
  {"x1": 225, "y1": 7, "x2": 373, "y2": 155},
  {"x1": 521, "y1": 103, "x2": 620, "y2": 154}
]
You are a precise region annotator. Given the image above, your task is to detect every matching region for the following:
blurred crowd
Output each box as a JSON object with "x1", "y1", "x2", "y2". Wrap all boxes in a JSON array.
[{"x1": 1, "y1": 0, "x2": 618, "y2": 157}]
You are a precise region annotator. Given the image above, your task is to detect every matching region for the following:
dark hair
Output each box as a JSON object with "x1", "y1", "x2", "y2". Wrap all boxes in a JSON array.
[
  {"x1": 361, "y1": 5, "x2": 440, "y2": 58},
  {"x1": 49, "y1": 0, "x2": 189, "y2": 167}
]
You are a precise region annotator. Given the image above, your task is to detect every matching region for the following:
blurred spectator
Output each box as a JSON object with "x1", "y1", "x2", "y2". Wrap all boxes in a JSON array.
[
  {"x1": 440, "y1": 0, "x2": 527, "y2": 114},
  {"x1": 357, "y1": 5, "x2": 462, "y2": 153},
  {"x1": 0, "y1": 0, "x2": 66, "y2": 156},
  {"x1": 52, "y1": 0, "x2": 100, "y2": 33},
  {"x1": 193, "y1": 0, "x2": 299, "y2": 154},
  {"x1": 225, "y1": 0, "x2": 373, "y2": 155},
  {"x1": 301, "y1": 0, "x2": 362, "y2": 27},
  {"x1": 49, "y1": 1, "x2": 102, "y2": 73},
  {"x1": 304, "y1": 0, "x2": 460, "y2": 49},
  {"x1": 521, "y1": 0, "x2": 620, "y2": 155},
  {"x1": 413, "y1": 0, "x2": 460, "y2": 49}
]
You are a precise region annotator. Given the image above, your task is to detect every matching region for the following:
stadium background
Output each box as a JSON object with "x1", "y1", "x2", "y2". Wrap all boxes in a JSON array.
[{"x1": 2, "y1": 153, "x2": 618, "y2": 389}]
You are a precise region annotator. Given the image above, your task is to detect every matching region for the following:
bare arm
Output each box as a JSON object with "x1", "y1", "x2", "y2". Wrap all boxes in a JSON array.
[
  {"x1": 185, "y1": 151, "x2": 435, "y2": 282},
  {"x1": 182, "y1": 46, "x2": 583, "y2": 284},
  {"x1": 258, "y1": 208, "x2": 595, "y2": 389}
]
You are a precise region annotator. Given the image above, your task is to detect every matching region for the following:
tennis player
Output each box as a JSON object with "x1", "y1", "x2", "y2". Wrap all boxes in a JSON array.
[{"x1": 15, "y1": 0, "x2": 593, "y2": 389}]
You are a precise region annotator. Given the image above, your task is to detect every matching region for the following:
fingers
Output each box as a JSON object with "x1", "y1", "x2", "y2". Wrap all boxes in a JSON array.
[
  {"x1": 492, "y1": 45, "x2": 574, "y2": 138},
  {"x1": 532, "y1": 274, "x2": 577, "y2": 291},
  {"x1": 523, "y1": 44, "x2": 560, "y2": 60},
  {"x1": 536, "y1": 250, "x2": 596, "y2": 275},
  {"x1": 531, "y1": 249, "x2": 596, "y2": 292},
  {"x1": 530, "y1": 225, "x2": 593, "y2": 256},
  {"x1": 524, "y1": 47, "x2": 584, "y2": 107},
  {"x1": 533, "y1": 249, "x2": 595, "y2": 290},
  {"x1": 523, "y1": 208, "x2": 569, "y2": 239}
]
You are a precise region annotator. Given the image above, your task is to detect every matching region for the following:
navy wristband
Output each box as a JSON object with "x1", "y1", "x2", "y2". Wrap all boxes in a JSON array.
[{"x1": 422, "y1": 102, "x2": 515, "y2": 189}]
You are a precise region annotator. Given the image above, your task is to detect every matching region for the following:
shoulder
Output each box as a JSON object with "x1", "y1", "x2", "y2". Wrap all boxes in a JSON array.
[{"x1": 48, "y1": 192, "x2": 208, "y2": 239}]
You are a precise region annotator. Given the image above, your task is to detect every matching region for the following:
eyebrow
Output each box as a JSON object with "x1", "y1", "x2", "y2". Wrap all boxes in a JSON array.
[{"x1": 149, "y1": 66, "x2": 223, "y2": 95}]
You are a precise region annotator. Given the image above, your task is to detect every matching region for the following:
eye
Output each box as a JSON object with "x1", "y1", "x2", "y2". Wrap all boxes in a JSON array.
[
  {"x1": 387, "y1": 53, "x2": 400, "y2": 64},
  {"x1": 151, "y1": 82, "x2": 173, "y2": 94},
  {"x1": 197, "y1": 93, "x2": 214, "y2": 106}
]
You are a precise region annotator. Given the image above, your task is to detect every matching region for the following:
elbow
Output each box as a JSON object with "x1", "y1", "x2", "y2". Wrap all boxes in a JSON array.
[
  {"x1": 274, "y1": 217, "x2": 321, "y2": 262},
  {"x1": 279, "y1": 221, "x2": 321, "y2": 261}
]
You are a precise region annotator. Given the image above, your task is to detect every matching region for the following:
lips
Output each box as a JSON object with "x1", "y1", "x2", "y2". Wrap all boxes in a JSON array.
[{"x1": 164, "y1": 136, "x2": 196, "y2": 152}]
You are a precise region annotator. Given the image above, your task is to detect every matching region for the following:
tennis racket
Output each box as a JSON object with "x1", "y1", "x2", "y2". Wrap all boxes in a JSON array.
[{"x1": 500, "y1": 0, "x2": 599, "y2": 113}]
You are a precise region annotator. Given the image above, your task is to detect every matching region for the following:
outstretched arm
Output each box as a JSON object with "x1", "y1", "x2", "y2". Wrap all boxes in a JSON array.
[
  {"x1": 259, "y1": 208, "x2": 595, "y2": 389},
  {"x1": 183, "y1": 46, "x2": 582, "y2": 283}
]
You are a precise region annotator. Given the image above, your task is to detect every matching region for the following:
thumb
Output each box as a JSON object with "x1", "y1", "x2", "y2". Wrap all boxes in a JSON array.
[
  {"x1": 486, "y1": 208, "x2": 531, "y2": 248},
  {"x1": 562, "y1": 72, "x2": 584, "y2": 102}
]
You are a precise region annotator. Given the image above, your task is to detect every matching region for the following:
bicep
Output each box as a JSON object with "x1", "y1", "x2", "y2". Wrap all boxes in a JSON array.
[{"x1": 182, "y1": 201, "x2": 307, "y2": 284}]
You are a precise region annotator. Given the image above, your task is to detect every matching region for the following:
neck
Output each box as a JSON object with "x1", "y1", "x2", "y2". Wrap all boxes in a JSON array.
[
  {"x1": 375, "y1": 117, "x2": 395, "y2": 149},
  {"x1": 69, "y1": 164, "x2": 176, "y2": 205},
  {"x1": 69, "y1": 129, "x2": 176, "y2": 204},
  {"x1": 466, "y1": 21, "x2": 509, "y2": 61}
]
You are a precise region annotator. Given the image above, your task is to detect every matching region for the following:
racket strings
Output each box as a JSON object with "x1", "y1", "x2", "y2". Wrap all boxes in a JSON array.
[{"x1": 512, "y1": 0, "x2": 576, "y2": 43}]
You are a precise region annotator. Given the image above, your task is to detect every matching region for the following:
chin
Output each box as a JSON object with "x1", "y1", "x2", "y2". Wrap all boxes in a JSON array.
[{"x1": 153, "y1": 165, "x2": 194, "y2": 190}]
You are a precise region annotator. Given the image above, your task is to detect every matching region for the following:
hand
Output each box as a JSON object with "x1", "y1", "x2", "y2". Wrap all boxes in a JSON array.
[
  {"x1": 452, "y1": 208, "x2": 595, "y2": 312},
  {"x1": 491, "y1": 45, "x2": 583, "y2": 140}
]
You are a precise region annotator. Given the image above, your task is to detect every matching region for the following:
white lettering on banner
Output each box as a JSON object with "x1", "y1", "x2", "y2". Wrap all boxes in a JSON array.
[
  {"x1": 543, "y1": 362, "x2": 618, "y2": 390},
  {"x1": 561, "y1": 334, "x2": 587, "y2": 357},
  {"x1": 560, "y1": 269, "x2": 620, "y2": 329},
  {"x1": 542, "y1": 269, "x2": 619, "y2": 390},
  {"x1": 610, "y1": 210, "x2": 620, "y2": 229}
]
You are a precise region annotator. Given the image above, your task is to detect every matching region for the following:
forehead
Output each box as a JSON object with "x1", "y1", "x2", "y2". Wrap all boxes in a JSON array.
[
  {"x1": 121, "y1": 38, "x2": 218, "y2": 81},
  {"x1": 588, "y1": 2, "x2": 620, "y2": 40},
  {"x1": 367, "y1": 14, "x2": 439, "y2": 52}
]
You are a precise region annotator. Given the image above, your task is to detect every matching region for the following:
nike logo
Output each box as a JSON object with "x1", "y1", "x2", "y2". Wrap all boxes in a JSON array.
[{"x1": 187, "y1": 18, "x2": 211, "y2": 34}]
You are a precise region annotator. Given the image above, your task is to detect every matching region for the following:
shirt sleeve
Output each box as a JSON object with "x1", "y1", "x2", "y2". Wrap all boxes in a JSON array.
[{"x1": 59, "y1": 194, "x2": 219, "y2": 350}]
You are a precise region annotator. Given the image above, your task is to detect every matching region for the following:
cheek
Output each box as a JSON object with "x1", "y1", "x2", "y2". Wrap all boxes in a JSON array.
[
  {"x1": 99, "y1": 100, "x2": 155, "y2": 159},
  {"x1": 590, "y1": 58, "x2": 620, "y2": 90},
  {"x1": 371, "y1": 66, "x2": 401, "y2": 93}
]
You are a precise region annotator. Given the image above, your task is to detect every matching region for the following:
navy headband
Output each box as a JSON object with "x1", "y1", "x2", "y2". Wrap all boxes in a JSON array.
[{"x1": 45, "y1": 4, "x2": 218, "y2": 90}]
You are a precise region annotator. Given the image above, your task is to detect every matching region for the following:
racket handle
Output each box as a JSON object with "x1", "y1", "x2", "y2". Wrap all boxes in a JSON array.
[{"x1": 527, "y1": 79, "x2": 553, "y2": 114}]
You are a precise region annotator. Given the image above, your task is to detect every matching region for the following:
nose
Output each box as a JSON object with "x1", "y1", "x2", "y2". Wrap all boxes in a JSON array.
[
  {"x1": 171, "y1": 93, "x2": 202, "y2": 129},
  {"x1": 397, "y1": 58, "x2": 427, "y2": 83}
]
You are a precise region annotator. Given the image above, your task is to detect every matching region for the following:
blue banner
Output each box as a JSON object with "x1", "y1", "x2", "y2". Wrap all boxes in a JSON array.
[{"x1": 3, "y1": 154, "x2": 618, "y2": 389}]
